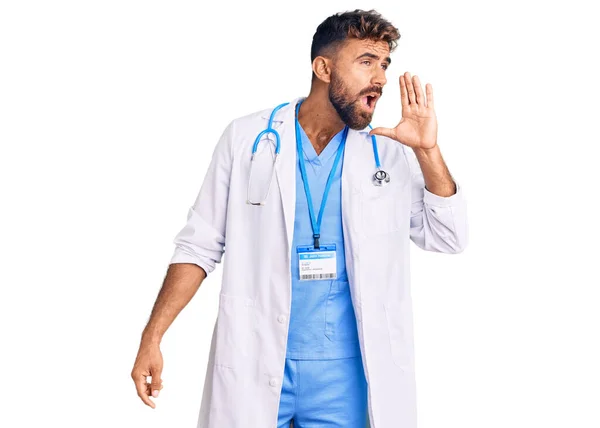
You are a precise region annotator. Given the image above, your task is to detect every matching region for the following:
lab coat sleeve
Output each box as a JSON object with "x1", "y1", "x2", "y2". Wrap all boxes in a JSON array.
[
  {"x1": 404, "y1": 145, "x2": 468, "y2": 253},
  {"x1": 169, "y1": 121, "x2": 234, "y2": 275}
]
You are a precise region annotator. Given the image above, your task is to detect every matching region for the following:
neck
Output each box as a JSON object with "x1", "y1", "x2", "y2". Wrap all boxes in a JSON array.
[{"x1": 297, "y1": 86, "x2": 346, "y2": 155}]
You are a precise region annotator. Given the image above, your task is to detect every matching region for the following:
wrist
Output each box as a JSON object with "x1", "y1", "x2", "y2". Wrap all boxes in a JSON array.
[
  {"x1": 414, "y1": 142, "x2": 439, "y2": 159},
  {"x1": 141, "y1": 327, "x2": 163, "y2": 346}
]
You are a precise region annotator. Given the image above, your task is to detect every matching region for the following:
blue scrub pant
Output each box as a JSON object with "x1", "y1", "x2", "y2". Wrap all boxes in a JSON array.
[{"x1": 276, "y1": 356, "x2": 368, "y2": 428}]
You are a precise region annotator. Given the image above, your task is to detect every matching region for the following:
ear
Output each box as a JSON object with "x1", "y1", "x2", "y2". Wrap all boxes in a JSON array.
[{"x1": 312, "y1": 56, "x2": 332, "y2": 83}]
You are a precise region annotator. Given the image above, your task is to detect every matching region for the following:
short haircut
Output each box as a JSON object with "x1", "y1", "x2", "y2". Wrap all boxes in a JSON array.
[{"x1": 310, "y1": 9, "x2": 401, "y2": 68}]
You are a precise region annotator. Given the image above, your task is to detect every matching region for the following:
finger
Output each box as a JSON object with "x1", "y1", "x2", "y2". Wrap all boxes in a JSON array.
[
  {"x1": 413, "y1": 75, "x2": 424, "y2": 105},
  {"x1": 399, "y1": 75, "x2": 409, "y2": 107},
  {"x1": 369, "y1": 127, "x2": 396, "y2": 139},
  {"x1": 150, "y1": 366, "x2": 163, "y2": 398},
  {"x1": 426, "y1": 83, "x2": 434, "y2": 109},
  {"x1": 134, "y1": 374, "x2": 156, "y2": 408},
  {"x1": 404, "y1": 71, "x2": 416, "y2": 104},
  {"x1": 146, "y1": 381, "x2": 162, "y2": 396}
]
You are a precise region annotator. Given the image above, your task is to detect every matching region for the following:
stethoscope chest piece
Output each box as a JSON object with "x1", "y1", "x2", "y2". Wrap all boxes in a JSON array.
[{"x1": 373, "y1": 169, "x2": 391, "y2": 186}]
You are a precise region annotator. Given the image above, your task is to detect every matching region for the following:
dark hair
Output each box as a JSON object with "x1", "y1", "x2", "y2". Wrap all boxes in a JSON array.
[{"x1": 310, "y1": 9, "x2": 401, "y2": 64}]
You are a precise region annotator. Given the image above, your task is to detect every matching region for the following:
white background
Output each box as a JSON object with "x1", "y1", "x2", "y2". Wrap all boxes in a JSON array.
[{"x1": 1, "y1": 0, "x2": 599, "y2": 427}]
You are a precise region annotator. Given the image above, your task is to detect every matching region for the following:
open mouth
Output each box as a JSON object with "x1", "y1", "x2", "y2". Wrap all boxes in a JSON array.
[{"x1": 361, "y1": 93, "x2": 380, "y2": 111}]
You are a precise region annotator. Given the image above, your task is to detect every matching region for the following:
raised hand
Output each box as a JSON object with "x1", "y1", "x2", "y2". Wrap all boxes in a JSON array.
[{"x1": 369, "y1": 71, "x2": 438, "y2": 150}]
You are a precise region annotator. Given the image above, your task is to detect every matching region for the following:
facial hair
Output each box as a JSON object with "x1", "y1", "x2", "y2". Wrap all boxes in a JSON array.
[{"x1": 328, "y1": 71, "x2": 381, "y2": 130}]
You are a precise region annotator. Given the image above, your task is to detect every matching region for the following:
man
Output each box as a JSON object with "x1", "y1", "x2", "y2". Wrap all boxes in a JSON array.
[{"x1": 132, "y1": 9, "x2": 467, "y2": 428}]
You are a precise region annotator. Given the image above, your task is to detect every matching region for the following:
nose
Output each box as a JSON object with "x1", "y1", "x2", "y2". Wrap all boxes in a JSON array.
[{"x1": 372, "y1": 67, "x2": 387, "y2": 87}]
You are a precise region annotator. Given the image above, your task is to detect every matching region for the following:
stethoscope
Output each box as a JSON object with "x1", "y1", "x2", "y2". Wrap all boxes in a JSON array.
[{"x1": 246, "y1": 101, "x2": 390, "y2": 206}]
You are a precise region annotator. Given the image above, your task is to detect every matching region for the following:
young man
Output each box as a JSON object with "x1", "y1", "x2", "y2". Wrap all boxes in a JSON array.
[{"x1": 132, "y1": 9, "x2": 467, "y2": 428}]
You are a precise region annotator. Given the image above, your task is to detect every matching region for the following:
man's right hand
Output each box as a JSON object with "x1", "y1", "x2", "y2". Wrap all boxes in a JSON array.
[
  {"x1": 130, "y1": 264, "x2": 206, "y2": 408},
  {"x1": 131, "y1": 340, "x2": 164, "y2": 409}
]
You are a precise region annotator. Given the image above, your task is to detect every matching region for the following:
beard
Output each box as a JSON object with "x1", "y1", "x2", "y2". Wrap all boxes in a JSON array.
[{"x1": 328, "y1": 71, "x2": 381, "y2": 130}]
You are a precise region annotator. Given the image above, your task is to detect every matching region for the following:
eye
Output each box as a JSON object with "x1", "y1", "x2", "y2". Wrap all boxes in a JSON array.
[
  {"x1": 361, "y1": 60, "x2": 371, "y2": 66},
  {"x1": 382, "y1": 64, "x2": 389, "y2": 70}
]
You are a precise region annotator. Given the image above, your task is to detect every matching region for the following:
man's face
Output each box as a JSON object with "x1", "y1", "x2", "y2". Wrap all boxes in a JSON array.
[{"x1": 328, "y1": 38, "x2": 390, "y2": 130}]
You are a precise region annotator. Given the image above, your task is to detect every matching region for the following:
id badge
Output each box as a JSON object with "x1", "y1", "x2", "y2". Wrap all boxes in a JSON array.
[{"x1": 297, "y1": 244, "x2": 337, "y2": 281}]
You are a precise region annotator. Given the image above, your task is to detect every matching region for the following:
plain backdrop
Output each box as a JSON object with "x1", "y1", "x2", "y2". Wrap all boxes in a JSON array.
[{"x1": 1, "y1": 0, "x2": 599, "y2": 427}]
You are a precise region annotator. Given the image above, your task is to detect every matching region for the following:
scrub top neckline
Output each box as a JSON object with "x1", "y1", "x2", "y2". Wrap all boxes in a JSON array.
[{"x1": 298, "y1": 123, "x2": 346, "y2": 165}]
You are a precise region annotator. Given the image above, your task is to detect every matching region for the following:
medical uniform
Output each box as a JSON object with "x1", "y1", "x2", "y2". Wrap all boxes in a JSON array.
[
  {"x1": 169, "y1": 97, "x2": 468, "y2": 427},
  {"x1": 276, "y1": 122, "x2": 367, "y2": 427}
]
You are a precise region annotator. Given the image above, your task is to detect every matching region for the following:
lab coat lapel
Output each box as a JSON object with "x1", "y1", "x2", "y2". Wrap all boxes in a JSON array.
[
  {"x1": 261, "y1": 99, "x2": 301, "y2": 255},
  {"x1": 342, "y1": 127, "x2": 367, "y2": 196},
  {"x1": 340, "y1": 127, "x2": 367, "y2": 266}
]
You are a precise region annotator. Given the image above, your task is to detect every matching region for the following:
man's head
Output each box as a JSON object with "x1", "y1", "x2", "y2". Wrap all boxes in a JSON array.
[{"x1": 310, "y1": 10, "x2": 400, "y2": 129}]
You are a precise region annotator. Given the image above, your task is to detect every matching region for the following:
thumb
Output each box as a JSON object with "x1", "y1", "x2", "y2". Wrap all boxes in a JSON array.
[
  {"x1": 150, "y1": 366, "x2": 163, "y2": 398},
  {"x1": 368, "y1": 127, "x2": 396, "y2": 140}
]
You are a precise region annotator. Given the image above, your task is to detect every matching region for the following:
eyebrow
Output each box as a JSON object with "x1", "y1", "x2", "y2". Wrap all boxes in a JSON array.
[{"x1": 356, "y1": 52, "x2": 392, "y2": 65}]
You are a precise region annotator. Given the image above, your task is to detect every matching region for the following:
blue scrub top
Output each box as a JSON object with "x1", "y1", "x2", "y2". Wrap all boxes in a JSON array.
[{"x1": 285, "y1": 124, "x2": 361, "y2": 360}]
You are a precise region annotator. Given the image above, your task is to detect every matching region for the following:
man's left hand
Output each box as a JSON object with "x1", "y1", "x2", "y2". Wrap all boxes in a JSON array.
[{"x1": 369, "y1": 71, "x2": 438, "y2": 151}]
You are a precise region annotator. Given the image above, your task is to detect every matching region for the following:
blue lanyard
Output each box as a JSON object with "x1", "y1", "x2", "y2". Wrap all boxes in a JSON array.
[{"x1": 295, "y1": 100, "x2": 348, "y2": 249}]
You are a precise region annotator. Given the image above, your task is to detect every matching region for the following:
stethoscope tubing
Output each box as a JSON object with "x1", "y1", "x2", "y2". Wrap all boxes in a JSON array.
[{"x1": 247, "y1": 101, "x2": 390, "y2": 205}]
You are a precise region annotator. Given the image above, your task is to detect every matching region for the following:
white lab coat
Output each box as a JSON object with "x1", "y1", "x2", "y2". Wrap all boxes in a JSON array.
[{"x1": 170, "y1": 97, "x2": 468, "y2": 428}]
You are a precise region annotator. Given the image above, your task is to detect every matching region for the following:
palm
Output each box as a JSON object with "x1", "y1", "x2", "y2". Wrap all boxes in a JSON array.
[{"x1": 370, "y1": 72, "x2": 438, "y2": 150}]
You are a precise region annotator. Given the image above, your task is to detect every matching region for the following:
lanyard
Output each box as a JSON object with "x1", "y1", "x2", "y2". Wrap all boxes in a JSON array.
[{"x1": 295, "y1": 100, "x2": 348, "y2": 249}]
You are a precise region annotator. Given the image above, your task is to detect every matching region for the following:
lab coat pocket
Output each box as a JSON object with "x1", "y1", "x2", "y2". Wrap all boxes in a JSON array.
[
  {"x1": 360, "y1": 181, "x2": 404, "y2": 237},
  {"x1": 215, "y1": 293, "x2": 256, "y2": 368},
  {"x1": 384, "y1": 302, "x2": 412, "y2": 368}
]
